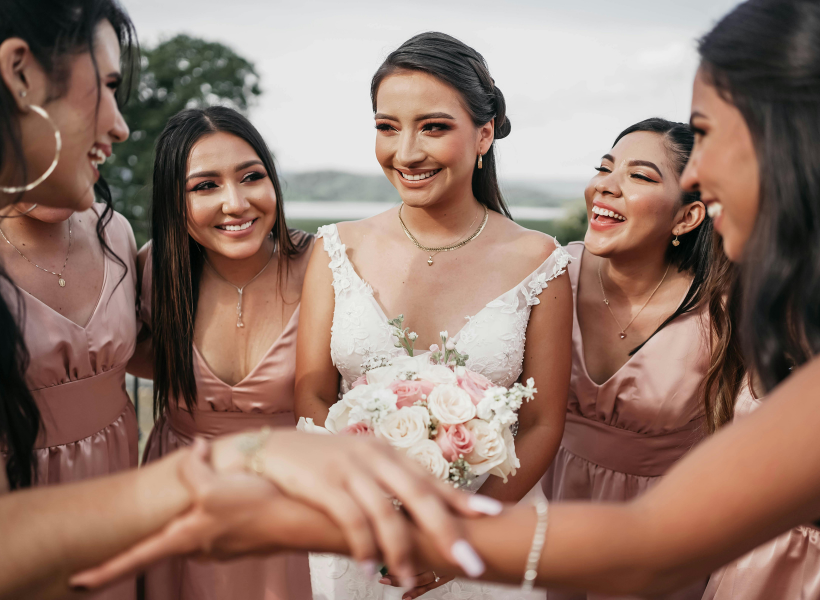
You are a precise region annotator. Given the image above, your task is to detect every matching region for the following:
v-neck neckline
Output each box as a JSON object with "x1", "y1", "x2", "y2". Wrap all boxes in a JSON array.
[
  {"x1": 193, "y1": 304, "x2": 300, "y2": 389},
  {"x1": 333, "y1": 224, "x2": 544, "y2": 343}
]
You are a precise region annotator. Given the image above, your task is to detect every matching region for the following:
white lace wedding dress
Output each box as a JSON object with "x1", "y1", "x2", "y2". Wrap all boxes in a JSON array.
[{"x1": 310, "y1": 224, "x2": 571, "y2": 600}]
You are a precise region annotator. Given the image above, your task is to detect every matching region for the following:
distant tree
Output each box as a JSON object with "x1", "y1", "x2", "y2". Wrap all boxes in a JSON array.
[
  {"x1": 551, "y1": 203, "x2": 588, "y2": 243},
  {"x1": 103, "y1": 35, "x2": 262, "y2": 246}
]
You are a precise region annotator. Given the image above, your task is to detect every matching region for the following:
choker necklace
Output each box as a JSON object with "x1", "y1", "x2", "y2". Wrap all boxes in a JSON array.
[
  {"x1": 597, "y1": 259, "x2": 670, "y2": 339},
  {"x1": 398, "y1": 204, "x2": 489, "y2": 266},
  {"x1": 204, "y1": 241, "x2": 275, "y2": 328},
  {"x1": 0, "y1": 216, "x2": 72, "y2": 287}
]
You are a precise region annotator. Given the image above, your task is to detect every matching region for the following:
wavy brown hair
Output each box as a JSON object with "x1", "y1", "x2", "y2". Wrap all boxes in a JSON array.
[{"x1": 151, "y1": 106, "x2": 311, "y2": 418}]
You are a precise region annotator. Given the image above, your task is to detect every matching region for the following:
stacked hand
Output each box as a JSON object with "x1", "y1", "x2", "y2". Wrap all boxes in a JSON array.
[{"x1": 70, "y1": 431, "x2": 499, "y2": 590}]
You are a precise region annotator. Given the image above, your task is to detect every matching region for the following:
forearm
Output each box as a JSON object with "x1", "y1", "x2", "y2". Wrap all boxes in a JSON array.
[
  {"x1": 477, "y1": 422, "x2": 562, "y2": 501},
  {"x1": 126, "y1": 335, "x2": 154, "y2": 379},
  {"x1": 294, "y1": 390, "x2": 333, "y2": 425},
  {"x1": 0, "y1": 450, "x2": 191, "y2": 599}
]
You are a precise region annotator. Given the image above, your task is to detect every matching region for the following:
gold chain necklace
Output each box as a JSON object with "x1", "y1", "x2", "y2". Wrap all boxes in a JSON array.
[
  {"x1": 597, "y1": 259, "x2": 670, "y2": 339},
  {"x1": 0, "y1": 217, "x2": 72, "y2": 287},
  {"x1": 203, "y1": 241, "x2": 275, "y2": 328},
  {"x1": 398, "y1": 204, "x2": 489, "y2": 266}
]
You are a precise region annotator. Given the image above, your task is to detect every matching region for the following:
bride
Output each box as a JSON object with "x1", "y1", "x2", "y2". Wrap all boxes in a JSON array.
[{"x1": 295, "y1": 32, "x2": 572, "y2": 600}]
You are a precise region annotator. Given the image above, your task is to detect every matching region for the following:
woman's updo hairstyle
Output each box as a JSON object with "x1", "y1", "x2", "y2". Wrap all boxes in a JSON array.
[{"x1": 371, "y1": 32, "x2": 513, "y2": 218}]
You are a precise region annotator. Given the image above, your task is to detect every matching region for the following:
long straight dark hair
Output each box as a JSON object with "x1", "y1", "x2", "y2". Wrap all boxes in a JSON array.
[
  {"x1": 612, "y1": 118, "x2": 714, "y2": 355},
  {"x1": 0, "y1": 0, "x2": 136, "y2": 489},
  {"x1": 151, "y1": 106, "x2": 311, "y2": 418},
  {"x1": 370, "y1": 32, "x2": 513, "y2": 218},
  {"x1": 698, "y1": 0, "x2": 820, "y2": 392}
]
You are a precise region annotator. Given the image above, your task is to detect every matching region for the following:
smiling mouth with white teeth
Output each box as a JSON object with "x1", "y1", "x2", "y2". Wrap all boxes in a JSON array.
[
  {"x1": 592, "y1": 205, "x2": 626, "y2": 222},
  {"x1": 89, "y1": 147, "x2": 107, "y2": 168},
  {"x1": 706, "y1": 202, "x2": 724, "y2": 218},
  {"x1": 398, "y1": 169, "x2": 441, "y2": 181},
  {"x1": 216, "y1": 218, "x2": 256, "y2": 232}
]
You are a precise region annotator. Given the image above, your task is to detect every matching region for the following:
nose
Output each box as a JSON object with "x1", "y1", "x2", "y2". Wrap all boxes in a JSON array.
[
  {"x1": 223, "y1": 182, "x2": 251, "y2": 215},
  {"x1": 594, "y1": 171, "x2": 621, "y2": 197},
  {"x1": 110, "y1": 104, "x2": 129, "y2": 143},
  {"x1": 680, "y1": 153, "x2": 699, "y2": 193},
  {"x1": 395, "y1": 130, "x2": 426, "y2": 166}
]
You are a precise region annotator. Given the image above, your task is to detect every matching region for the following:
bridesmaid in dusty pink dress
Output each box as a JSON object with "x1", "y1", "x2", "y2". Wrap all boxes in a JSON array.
[
  {"x1": 136, "y1": 106, "x2": 314, "y2": 600},
  {"x1": 0, "y1": 202, "x2": 139, "y2": 600},
  {"x1": 541, "y1": 118, "x2": 714, "y2": 600}
]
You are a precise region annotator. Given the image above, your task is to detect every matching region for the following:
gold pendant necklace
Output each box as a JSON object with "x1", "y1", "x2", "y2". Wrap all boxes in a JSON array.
[
  {"x1": 0, "y1": 216, "x2": 72, "y2": 287},
  {"x1": 597, "y1": 260, "x2": 670, "y2": 339},
  {"x1": 398, "y1": 204, "x2": 489, "y2": 266}
]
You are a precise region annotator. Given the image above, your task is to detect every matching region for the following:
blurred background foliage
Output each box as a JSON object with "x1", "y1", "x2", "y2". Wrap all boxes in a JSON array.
[{"x1": 105, "y1": 35, "x2": 587, "y2": 249}]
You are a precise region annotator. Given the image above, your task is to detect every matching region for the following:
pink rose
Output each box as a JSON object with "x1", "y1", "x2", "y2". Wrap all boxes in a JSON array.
[
  {"x1": 340, "y1": 422, "x2": 373, "y2": 436},
  {"x1": 435, "y1": 423, "x2": 476, "y2": 462},
  {"x1": 457, "y1": 369, "x2": 494, "y2": 405},
  {"x1": 351, "y1": 375, "x2": 368, "y2": 388},
  {"x1": 388, "y1": 379, "x2": 436, "y2": 409}
]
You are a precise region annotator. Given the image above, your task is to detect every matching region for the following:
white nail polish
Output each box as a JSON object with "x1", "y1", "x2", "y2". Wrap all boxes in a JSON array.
[
  {"x1": 468, "y1": 494, "x2": 503, "y2": 515},
  {"x1": 451, "y1": 539, "x2": 485, "y2": 578},
  {"x1": 359, "y1": 560, "x2": 377, "y2": 577}
]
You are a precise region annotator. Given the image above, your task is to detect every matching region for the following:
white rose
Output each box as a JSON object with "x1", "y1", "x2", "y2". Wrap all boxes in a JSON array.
[
  {"x1": 464, "y1": 420, "x2": 507, "y2": 477},
  {"x1": 366, "y1": 355, "x2": 428, "y2": 386},
  {"x1": 377, "y1": 406, "x2": 431, "y2": 448},
  {"x1": 406, "y1": 440, "x2": 450, "y2": 480},
  {"x1": 326, "y1": 397, "x2": 355, "y2": 434},
  {"x1": 487, "y1": 426, "x2": 519, "y2": 483},
  {"x1": 427, "y1": 384, "x2": 476, "y2": 424},
  {"x1": 348, "y1": 387, "x2": 397, "y2": 426},
  {"x1": 296, "y1": 417, "x2": 331, "y2": 435},
  {"x1": 419, "y1": 363, "x2": 458, "y2": 385}
]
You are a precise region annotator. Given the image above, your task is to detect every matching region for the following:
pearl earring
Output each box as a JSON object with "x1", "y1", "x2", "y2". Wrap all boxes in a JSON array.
[{"x1": 19, "y1": 90, "x2": 26, "y2": 98}]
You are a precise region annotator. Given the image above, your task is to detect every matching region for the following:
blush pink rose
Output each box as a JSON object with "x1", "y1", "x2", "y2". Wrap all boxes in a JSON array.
[
  {"x1": 388, "y1": 379, "x2": 436, "y2": 409},
  {"x1": 351, "y1": 375, "x2": 368, "y2": 388},
  {"x1": 435, "y1": 423, "x2": 476, "y2": 462},
  {"x1": 457, "y1": 369, "x2": 494, "y2": 405},
  {"x1": 339, "y1": 422, "x2": 373, "y2": 436}
]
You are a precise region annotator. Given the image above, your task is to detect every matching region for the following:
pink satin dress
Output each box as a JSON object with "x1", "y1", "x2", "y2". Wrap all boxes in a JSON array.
[
  {"x1": 140, "y1": 248, "x2": 312, "y2": 600},
  {"x1": 702, "y1": 385, "x2": 820, "y2": 599},
  {"x1": 542, "y1": 242, "x2": 709, "y2": 600},
  {"x1": 7, "y1": 205, "x2": 139, "y2": 600}
]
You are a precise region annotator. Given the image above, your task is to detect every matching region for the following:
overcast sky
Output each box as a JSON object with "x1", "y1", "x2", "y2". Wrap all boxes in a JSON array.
[{"x1": 123, "y1": 0, "x2": 742, "y2": 183}]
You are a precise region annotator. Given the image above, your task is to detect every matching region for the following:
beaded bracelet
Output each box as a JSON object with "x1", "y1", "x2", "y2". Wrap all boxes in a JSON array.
[
  {"x1": 521, "y1": 500, "x2": 549, "y2": 592},
  {"x1": 236, "y1": 426, "x2": 272, "y2": 476}
]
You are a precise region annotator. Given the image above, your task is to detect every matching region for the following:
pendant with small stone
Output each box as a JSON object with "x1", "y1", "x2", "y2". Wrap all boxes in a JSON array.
[
  {"x1": 619, "y1": 332, "x2": 626, "y2": 339},
  {"x1": 427, "y1": 256, "x2": 434, "y2": 266},
  {"x1": 58, "y1": 278, "x2": 66, "y2": 287}
]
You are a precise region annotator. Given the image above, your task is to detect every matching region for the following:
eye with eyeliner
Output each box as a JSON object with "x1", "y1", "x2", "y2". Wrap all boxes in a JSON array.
[
  {"x1": 632, "y1": 173, "x2": 658, "y2": 183},
  {"x1": 421, "y1": 122, "x2": 451, "y2": 133},
  {"x1": 375, "y1": 123, "x2": 396, "y2": 132},
  {"x1": 594, "y1": 166, "x2": 611, "y2": 173}
]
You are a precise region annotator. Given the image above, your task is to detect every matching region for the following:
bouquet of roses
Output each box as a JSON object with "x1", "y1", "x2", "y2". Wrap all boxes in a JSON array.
[{"x1": 297, "y1": 316, "x2": 536, "y2": 487}]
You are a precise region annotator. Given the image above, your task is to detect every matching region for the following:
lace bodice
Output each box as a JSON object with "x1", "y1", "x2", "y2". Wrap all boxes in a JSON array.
[{"x1": 318, "y1": 223, "x2": 571, "y2": 390}]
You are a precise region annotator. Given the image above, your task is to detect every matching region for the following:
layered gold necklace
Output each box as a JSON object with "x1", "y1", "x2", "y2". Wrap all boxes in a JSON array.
[
  {"x1": 398, "y1": 204, "x2": 489, "y2": 266},
  {"x1": 0, "y1": 217, "x2": 72, "y2": 287}
]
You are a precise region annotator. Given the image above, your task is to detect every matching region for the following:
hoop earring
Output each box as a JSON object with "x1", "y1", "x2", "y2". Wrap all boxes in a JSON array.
[
  {"x1": 0, "y1": 105, "x2": 62, "y2": 194},
  {"x1": 672, "y1": 235, "x2": 680, "y2": 247},
  {"x1": 477, "y1": 153, "x2": 483, "y2": 170}
]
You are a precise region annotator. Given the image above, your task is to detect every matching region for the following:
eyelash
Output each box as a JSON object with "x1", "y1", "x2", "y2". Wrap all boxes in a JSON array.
[
  {"x1": 374, "y1": 122, "x2": 451, "y2": 133},
  {"x1": 190, "y1": 171, "x2": 266, "y2": 192},
  {"x1": 594, "y1": 166, "x2": 657, "y2": 183}
]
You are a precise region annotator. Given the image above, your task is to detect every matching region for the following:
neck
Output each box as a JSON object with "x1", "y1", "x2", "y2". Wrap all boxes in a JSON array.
[
  {"x1": 599, "y1": 246, "x2": 671, "y2": 301},
  {"x1": 399, "y1": 187, "x2": 484, "y2": 244},
  {"x1": 0, "y1": 206, "x2": 70, "y2": 252},
  {"x1": 203, "y1": 235, "x2": 276, "y2": 287}
]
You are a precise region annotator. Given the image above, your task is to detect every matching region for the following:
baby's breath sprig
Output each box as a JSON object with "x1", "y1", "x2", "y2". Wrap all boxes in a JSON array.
[
  {"x1": 447, "y1": 457, "x2": 474, "y2": 489},
  {"x1": 388, "y1": 314, "x2": 418, "y2": 357},
  {"x1": 432, "y1": 331, "x2": 469, "y2": 367}
]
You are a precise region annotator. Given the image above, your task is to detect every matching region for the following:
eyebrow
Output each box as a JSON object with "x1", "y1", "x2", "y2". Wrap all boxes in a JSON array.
[
  {"x1": 600, "y1": 154, "x2": 663, "y2": 178},
  {"x1": 374, "y1": 112, "x2": 456, "y2": 122},
  {"x1": 186, "y1": 160, "x2": 265, "y2": 181}
]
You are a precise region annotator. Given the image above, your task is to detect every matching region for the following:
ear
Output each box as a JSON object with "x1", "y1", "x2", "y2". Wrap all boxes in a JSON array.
[
  {"x1": 0, "y1": 38, "x2": 48, "y2": 111},
  {"x1": 477, "y1": 118, "x2": 495, "y2": 156},
  {"x1": 673, "y1": 200, "x2": 706, "y2": 237}
]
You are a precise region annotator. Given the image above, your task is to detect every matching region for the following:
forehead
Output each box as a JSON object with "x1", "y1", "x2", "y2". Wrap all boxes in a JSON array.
[
  {"x1": 375, "y1": 70, "x2": 470, "y2": 118},
  {"x1": 188, "y1": 131, "x2": 259, "y2": 171},
  {"x1": 93, "y1": 19, "x2": 122, "y2": 70},
  {"x1": 609, "y1": 131, "x2": 672, "y2": 173}
]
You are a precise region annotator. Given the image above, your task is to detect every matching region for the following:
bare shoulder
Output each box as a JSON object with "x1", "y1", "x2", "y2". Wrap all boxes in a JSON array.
[
  {"x1": 335, "y1": 209, "x2": 395, "y2": 249},
  {"x1": 492, "y1": 214, "x2": 560, "y2": 267}
]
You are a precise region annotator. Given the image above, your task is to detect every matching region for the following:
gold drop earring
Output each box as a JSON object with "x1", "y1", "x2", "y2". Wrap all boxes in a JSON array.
[
  {"x1": 477, "y1": 152, "x2": 483, "y2": 170},
  {"x1": 672, "y1": 234, "x2": 681, "y2": 247}
]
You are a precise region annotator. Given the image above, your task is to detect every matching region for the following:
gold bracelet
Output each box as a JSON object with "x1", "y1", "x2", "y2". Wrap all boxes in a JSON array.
[
  {"x1": 521, "y1": 500, "x2": 549, "y2": 591},
  {"x1": 236, "y1": 426, "x2": 272, "y2": 476}
]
